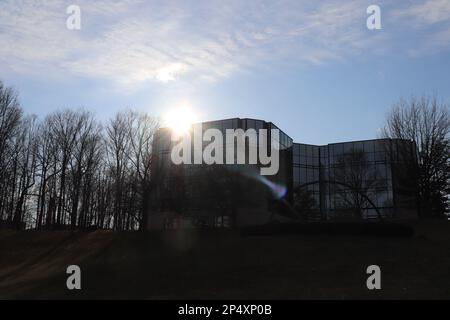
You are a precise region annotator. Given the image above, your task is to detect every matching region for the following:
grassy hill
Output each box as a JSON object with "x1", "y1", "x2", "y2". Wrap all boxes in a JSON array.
[{"x1": 0, "y1": 221, "x2": 449, "y2": 299}]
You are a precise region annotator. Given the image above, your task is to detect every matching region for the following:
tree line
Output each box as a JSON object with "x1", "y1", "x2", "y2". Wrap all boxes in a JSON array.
[
  {"x1": 0, "y1": 80, "x2": 449, "y2": 230},
  {"x1": 0, "y1": 81, "x2": 159, "y2": 230}
]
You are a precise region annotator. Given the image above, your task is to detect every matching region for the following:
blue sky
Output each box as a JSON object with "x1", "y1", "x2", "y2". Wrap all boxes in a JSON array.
[{"x1": 1, "y1": 0, "x2": 450, "y2": 145}]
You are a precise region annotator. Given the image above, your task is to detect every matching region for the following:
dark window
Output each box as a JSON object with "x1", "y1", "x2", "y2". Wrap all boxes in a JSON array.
[
  {"x1": 223, "y1": 119, "x2": 233, "y2": 130},
  {"x1": 375, "y1": 152, "x2": 386, "y2": 162},
  {"x1": 343, "y1": 143, "x2": 354, "y2": 153},
  {"x1": 299, "y1": 156, "x2": 306, "y2": 165},
  {"x1": 306, "y1": 145, "x2": 313, "y2": 157},
  {"x1": 313, "y1": 146, "x2": 319, "y2": 158},
  {"x1": 300, "y1": 168, "x2": 307, "y2": 182},
  {"x1": 332, "y1": 144, "x2": 344, "y2": 155},
  {"x1": 374, "y1": 140, "x2": 386, "y2": 152},
  {"x1": 299, "y1": 144, "x2": 306, "y2": 156},
  {"x1": 364, "y1": 141, "x2": 375, "y2": 153},
  {"x1": 246, "y1": 119, "x2": 255, "y2": 129},
  {"x1": 294, "y1": 167, "x2": 300, "y2": 182},
  {"x1": 255, "y1": 120, "x2": 263, "y2": 130}
]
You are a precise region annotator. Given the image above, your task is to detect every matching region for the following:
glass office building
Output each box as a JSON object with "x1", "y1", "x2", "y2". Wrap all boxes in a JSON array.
[
  {"x1": 150, "y1": 118, "x2": 293, "y2": 228},
  {"x1": 292, "y1": 139, "x2": 418, "y2": 222},
  {"x1": 149, "y1": 118, "x2": 418, "y2": 229}
]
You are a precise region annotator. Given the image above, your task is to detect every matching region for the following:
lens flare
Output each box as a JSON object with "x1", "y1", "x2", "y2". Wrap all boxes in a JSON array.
[
  {"x1": 227, "y1": 166, "x2": 287, "y2": 200},
  {"x1": 255, "y1": 175, "x2": 287, "y2": 199}
]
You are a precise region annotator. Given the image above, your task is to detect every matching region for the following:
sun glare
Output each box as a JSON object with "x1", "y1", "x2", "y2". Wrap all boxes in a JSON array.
[{"x1": 164, "y1": 106, "x2": 198, "y2": 136}]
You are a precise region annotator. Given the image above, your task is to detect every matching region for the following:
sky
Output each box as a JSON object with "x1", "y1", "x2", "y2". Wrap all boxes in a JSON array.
[{"x1": 1, "y1": 0, "x2": 450, "y2": 145}]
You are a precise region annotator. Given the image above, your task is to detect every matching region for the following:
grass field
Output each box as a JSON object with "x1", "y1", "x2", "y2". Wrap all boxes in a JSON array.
[{"x1": 0, "y1": 220, "x2": 449, "y2": 299}]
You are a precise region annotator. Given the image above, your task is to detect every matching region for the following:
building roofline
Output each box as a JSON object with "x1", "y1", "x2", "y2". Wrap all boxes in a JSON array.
[
  {"x1": 157, "y1": 116, "x2": 412, "y2": 147},
  {"x1": 293, "y1": 137, "x2": 414, "y2": 147},
  {"x1": 158, "y1": 117, "x2": 293, "y2": 141}
]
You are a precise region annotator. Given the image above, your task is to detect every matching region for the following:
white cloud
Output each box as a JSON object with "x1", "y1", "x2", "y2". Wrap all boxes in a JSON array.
[
  {"x1": 392, "y1": 0, "x2": 450, "y2": 25},
  {"x1": 0, "y1": 0, "x2": 448, "y2": 86},
  {"x1": 390, "y1": 0, "x2": 450, "y2": 55},
  {"x1": 156, "y1": 63, "x2": 187, "y2": 83}
]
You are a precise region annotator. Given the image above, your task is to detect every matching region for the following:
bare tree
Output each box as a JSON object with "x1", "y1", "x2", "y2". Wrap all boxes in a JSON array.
[
  {"x1": 0, "y1": 82, "x2": 22, "y2": 162},
  {"x1": 11, "y1": 116, "x2": 39, "y2": 229},
  {"x1": 77, "y1": 126, "x2": 104, "y2": 229},
  {"x1": 0, "y1": 82, "x2": 23, "y2": 222},
  {"x1": 68, "y1": 112, "x2": 102, "y2": 229},
  {"x1": 35, "y1": 118, "x2": 59, "y2": 229},
  {"x1": 292, "y1": 187, "x2": 318, "y2": 221},
  {"x1": 106, "y1": 111, "x2": 132, "y2": 230},
  {"x1": 381, "y1": 96, "x2": 450, "y2": 218},
  {"x1": 48, "y1": 110, "x2": 87, "y2": 227},
  {"x1": 125, "y1": 111, "x2": 159, "y2": 230},
  {"x1": 332, "y1": 148, "x2": 380, "y2": 219}
]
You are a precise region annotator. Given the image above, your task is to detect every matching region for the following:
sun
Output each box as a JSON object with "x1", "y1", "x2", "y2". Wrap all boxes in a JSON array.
[{"x1": 164, "y1": 106, "x2": 198, "y2": 136}]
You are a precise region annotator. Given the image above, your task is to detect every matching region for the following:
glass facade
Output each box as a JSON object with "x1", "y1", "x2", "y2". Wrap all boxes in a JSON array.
[
  {"x1": 151, "y1": 118, "x2": 293, "y2": 228},
  {"x1": 151, "y1": 118, "x2": 418, "y2": 228},
  {"x1": 292, "y1": 139, "x2": 418, "y2": 221}
]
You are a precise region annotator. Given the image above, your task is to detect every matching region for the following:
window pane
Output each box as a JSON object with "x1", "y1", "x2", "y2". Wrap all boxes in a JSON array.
[
  {"x1": 300, "y1": 144, "x2": 306, "y2": 155},
  {"x1": 364, "y1": 141, "x2": 375, "y2": 153}
]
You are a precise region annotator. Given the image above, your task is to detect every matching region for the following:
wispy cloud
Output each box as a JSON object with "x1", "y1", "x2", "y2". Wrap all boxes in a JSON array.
[
  {"x1": 390, "y1": 0, "x2": 450, "y2": 56},
  {"x1": 392, "y1": 0, "x2": 450, "y2": 25},
  {"x1": 0, "y1": 0, "x2": 449, "y2": 86}
]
